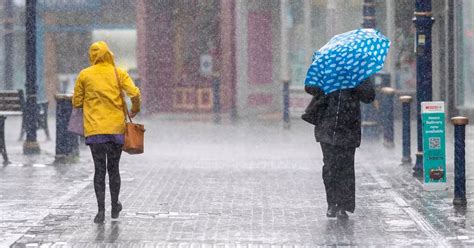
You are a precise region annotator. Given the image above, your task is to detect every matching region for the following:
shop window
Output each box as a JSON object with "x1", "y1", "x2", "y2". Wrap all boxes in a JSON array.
[
  {"x1": 173, "y1": 87, "x2": 195, "y2": 110},
  {"x1": 460, "y1": 1, "x2": 474, "y2": 107},
  {"x1": 197, "y1": 88, "x2": 213, "y2": 110}
]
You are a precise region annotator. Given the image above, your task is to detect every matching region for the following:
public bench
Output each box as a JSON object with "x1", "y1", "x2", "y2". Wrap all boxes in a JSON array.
[
  {"x1": 0, "y1": 90, "x2": 50, "y2": 164},
  {"x1": 0, "y1": 90, "x2": 24, "y2": 164}
]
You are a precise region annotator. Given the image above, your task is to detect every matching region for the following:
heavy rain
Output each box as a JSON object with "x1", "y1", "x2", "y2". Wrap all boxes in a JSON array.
[{"x1": 0, "y1": 0, "x2": 473, "y2": 247}]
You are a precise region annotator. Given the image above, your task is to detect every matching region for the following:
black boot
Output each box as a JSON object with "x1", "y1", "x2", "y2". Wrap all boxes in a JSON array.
[
  {"x1": 326, "y1": 205, "x2": 337, "y2": 218},
  {"x1": 111, "y1": 201, "x2": 122, "y2": 219},
  {"x1": 336, "y1": 208, "x2": 348, "y2": 220},
  {"x1": 94, "y1": 211, "x2": 105, "y2": 224}
]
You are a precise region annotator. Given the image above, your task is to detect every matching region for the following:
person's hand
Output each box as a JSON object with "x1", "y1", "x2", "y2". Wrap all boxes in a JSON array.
[{"x1": 129, "y1": 111, "x2": 138, "y2": 118}]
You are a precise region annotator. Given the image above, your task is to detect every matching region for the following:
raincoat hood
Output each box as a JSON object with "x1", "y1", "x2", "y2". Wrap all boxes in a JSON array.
[
  {"x1": 74, "y1": 41, "x2": 141, "y2": 137},
  {"x1": 89, "y1": 41, "x2": 115, "y2": 66}
]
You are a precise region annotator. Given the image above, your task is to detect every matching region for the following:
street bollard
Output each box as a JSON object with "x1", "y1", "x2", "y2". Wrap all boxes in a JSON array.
[
  {"x1": 400, "y1": 96, "x2": 413, "y2": 165},
  {"x1": 55, "y1": 94, "x2": 79, "y2": 164},
  {"x1": 283, "y1": 80, "x2": 290, "y2": 129},
  {"x1": 362, "y1": 81, "x2": 380, "y2": 139},
  {"x1": 378, "y1": 73, "x2": 391, "y2": 88},
  {"x1": 230, "y1": 100, "x2": 238, "y2": 124},
  {"x1": 212, "y1": 74, "x2": 221, "y2": 124},
  {"x1": 452, "y1": 116, "x2": 469, "y2": 206},
  {"x1": 381, "y1": 87, "x2": 395, "y2": 148}
]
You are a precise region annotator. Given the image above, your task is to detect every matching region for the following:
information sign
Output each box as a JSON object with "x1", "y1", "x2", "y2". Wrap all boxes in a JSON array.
[
  {"x1": 421, "y1": 101, "x2": 447, "y2": 191},
  {"x1": 38, "y1": 0, "x2": 100, "y2": 11}
]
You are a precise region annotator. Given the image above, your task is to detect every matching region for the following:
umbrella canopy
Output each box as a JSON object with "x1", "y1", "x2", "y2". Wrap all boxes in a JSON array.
[{"x1": 305, "y1": 28, "x2": 390, "y2": 94}]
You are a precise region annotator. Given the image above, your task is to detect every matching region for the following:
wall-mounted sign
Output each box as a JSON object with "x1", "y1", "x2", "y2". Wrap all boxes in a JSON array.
[
  {"x1": 421, "y1": 101, "x2": 447, "y2": 191},
  {"x1": 38, "y1": 0, "x2": 101, "y2": 11},
  {"x1": 199, "y1": 54, "x2": 213, "y2": 76}
]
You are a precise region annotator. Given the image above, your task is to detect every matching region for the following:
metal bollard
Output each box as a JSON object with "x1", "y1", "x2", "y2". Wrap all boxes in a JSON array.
[
  {"x1": 381, "y1": 87, "x2": 395, "y2": 148},
  {"x1": 363, "y1": 74, "x2": 386, "y2": 140},
  {"x1": 54, "y1": 94, "x2": 79, "y2": 164},
  {"x1": 212, "y1": 74, "x2": 221, "y2": 124},
  {"x1": 400, "y1": 96, "x2": 413, "y2": 165},
  {"x1": 230, "y1": 101, "x2": 238, "y2": 124},
  {"x1": 283, "y1": 80, "x2": 290, "y2": 129},
  {"x1": 378, "y1": 73, "x2": 391, "y2": 88},
  {"x1": 452, "y1": 116, "x2": 469, "y2": 206}
]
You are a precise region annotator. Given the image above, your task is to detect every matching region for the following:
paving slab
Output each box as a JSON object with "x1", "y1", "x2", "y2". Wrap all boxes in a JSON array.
[{"x1": 2, "y1": 117, "x2": 474, "y2": 247}]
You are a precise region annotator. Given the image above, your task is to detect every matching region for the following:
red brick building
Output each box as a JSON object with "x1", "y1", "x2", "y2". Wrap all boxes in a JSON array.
[
  {"x1": 136, "y1": 0, "x2": 237, "y2": 114},
  {"x1": 136, "y1": 0, "x2": 291, "y2": 117}
]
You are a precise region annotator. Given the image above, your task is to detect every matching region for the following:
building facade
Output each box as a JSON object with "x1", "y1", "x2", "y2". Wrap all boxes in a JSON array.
[
  {"x1": 1, "y1": 0, "x2": 472, "y2": 119},
  {"x1": 136, "y1": 0, "x2": 366, "y2": 117},
  {"x1": 136, "y1": 0, "x2": 236, "y2": 114}
]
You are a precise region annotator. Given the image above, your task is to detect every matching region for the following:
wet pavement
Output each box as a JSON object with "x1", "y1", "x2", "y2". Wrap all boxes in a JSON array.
[{"x1": 2, "y1": 116, "x2": 474, "y2": 247}]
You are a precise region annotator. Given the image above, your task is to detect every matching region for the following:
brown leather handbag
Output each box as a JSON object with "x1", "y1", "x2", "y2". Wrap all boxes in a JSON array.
[{"x1": 115, "y1": 68, "x2": 145, "y2": 154}]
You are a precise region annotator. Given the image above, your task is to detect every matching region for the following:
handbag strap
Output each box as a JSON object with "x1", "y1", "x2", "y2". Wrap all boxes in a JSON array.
[{"x1": 114, "y1": 68, "x2": 133, "y2": 124}]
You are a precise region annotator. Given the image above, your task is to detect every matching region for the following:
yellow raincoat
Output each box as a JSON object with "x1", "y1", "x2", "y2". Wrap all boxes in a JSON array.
[{"x1": 72, "y1": 41, "x2": 141, "y2": 137}]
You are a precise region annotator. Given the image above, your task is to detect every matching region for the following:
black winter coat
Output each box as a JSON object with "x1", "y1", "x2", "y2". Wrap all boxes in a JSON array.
[{"x1": 305, "y1": 79, "x2": 375, "y2": 148}]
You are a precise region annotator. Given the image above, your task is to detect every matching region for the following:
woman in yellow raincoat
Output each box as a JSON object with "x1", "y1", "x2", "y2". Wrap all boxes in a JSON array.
[{"x1": 72, "y1": 41, "x2": 141, "y2": 224}]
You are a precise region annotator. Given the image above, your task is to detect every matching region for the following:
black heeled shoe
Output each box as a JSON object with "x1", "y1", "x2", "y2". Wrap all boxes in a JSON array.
[
  {"x1": 326, "y1": 205, "x2": 337, "y2": 218},
  {"x1": 111, "y1": 201, "x2": 123, "y2": 219},
  {"x1": 336, "y1": 208, "x2": 349, "y2": 220},
  {"x1": 94, "y1": 211, "x2": 105, "y2": 224}
]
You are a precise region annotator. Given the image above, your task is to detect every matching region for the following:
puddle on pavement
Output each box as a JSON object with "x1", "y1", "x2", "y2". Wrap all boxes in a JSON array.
[
  {"x1": 384, "y1": 219, "x2": 418, "y2": 232},
  {"x1": 128, "y1": 211, "x2": 210, "y2": 220},
  {"x1": 32, "y1": 164, "x2": 47, "y2": 168}
]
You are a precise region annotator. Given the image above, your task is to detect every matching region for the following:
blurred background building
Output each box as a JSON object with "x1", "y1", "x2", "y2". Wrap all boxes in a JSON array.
[{"x1": 0, "y1": 0, "x2": 470, "y2": 119}]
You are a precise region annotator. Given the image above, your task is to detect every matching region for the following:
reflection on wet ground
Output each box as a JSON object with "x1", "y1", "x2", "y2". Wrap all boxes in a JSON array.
[
  {"x1": 2, "y1": 120, "x2": 474, "y2": 246},
  {"x1": 95, "y1": 221, "x2": 121, "y2": 243}
]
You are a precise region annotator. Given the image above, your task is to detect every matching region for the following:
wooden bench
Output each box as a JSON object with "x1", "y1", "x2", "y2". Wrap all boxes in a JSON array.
[
  {"x1": 0, "y1": 90, "x2": 51, "y2": 163},
  {"x1": 0, "y1": 90, "x2": 24, "y2": 164}
]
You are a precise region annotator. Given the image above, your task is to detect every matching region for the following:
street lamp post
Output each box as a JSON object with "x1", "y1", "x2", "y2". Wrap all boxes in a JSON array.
[
  {"x1": 413, "y1": 0, "x2": 434, "y2": 177},
  {"x1": 363, "y1": 0, "x2": 376, "y2": 28},
  {"x1": 4, "y1": 0, "x2": 14, "y2": 90},
  {"x1": 361, "y1": 0, "x2": 379, "y2": 138},
  {"x1": 23, "y1": 0, "x2": 40, "y2": 154}
]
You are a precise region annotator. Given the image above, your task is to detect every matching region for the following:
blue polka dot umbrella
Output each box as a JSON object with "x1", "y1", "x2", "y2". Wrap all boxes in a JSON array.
[{"x1": 305, "y1": 29, "x2": 390, "y2": 94}]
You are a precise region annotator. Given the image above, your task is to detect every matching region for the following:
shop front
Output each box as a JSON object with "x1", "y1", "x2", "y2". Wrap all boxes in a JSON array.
[
  {"x1": 458, "y1": 1, "x2": 474, "y2": 110},
  {"x1": 137, "y1": 0, "x2": 236, "y2": 114}
]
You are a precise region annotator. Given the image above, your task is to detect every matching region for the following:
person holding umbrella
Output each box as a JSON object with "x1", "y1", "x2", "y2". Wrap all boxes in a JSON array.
[{"x1": 304, "y1": 29, "x2": 390, "y2": 219}]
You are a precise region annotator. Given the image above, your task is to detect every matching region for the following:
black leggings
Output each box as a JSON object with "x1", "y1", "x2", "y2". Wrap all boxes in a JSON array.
[
  {"x1": 89, "y1": 142, "x2": 123, "y2": 211},
  {"x1": 320, "y1": 142, "x2": 356, "y2": 212}
]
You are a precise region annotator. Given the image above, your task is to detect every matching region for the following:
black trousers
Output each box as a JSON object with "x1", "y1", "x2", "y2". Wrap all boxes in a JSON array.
[
  {"x1": 89, "y1": 142, "x2": 123, "y2": 211},
  {"x1": 320, "y1": 142, "x2": 356, "y2": 213}
]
